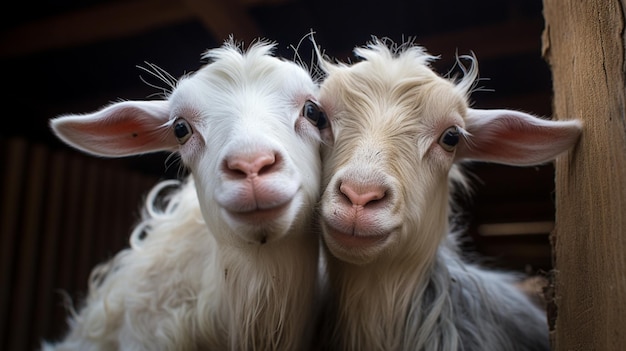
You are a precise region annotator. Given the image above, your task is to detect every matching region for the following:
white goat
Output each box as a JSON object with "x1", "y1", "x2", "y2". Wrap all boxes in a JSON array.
[
  {"x1": 315, "y1": 39, "x2": 582, "y2": 351},
  {"x1": 43, "y1": 39, "x2": 330, "y2": 350}
]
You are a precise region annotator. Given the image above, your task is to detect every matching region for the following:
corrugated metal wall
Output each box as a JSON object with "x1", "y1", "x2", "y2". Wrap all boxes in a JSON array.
[{"x1": 1, "y1": 137, "x2": 160, "y2": 350}]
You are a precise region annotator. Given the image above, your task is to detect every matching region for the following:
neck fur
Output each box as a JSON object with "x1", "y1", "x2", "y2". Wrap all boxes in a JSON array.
[
  {"x1": 199, "y1": 222, "x2": 320, "y2": 351},
  {"x1": 323, "y1": 212, "x2": 454, "y2": 350}
]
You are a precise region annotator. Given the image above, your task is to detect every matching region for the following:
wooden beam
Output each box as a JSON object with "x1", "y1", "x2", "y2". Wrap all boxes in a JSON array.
[
  {"x1": 181, "y1": 0, "x2": 262, "y2": 44},
  {"x1": 329, "y1": 18, "x2": 544, "y2": 64},
  {"x1": 543, "y1": 0, "x2": 626, "y2": 349},
  {"x1": 421, "y1": 18, "x2": 544, "y2": 61},
  {"x1": 0, "y1": 0, "x2": 194, "y2": 58}
]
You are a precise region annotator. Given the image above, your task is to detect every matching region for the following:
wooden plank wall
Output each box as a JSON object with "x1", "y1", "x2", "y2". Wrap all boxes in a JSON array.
[
  {"x1": 0, "y1": 137, "x2": 160, "y2": 351},
  {"x1": 543, "y1": 1, "x2": 626, "y2": 349}
]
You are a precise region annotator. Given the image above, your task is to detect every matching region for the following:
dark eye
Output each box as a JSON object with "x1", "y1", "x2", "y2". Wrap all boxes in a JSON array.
[
  {"x1": 302, "y1": 100, "x2": 329, "y2": 129},
  {"x1": 173, "y1": 118, "x2": 193, "y2": 144},
  {"x1": 438, "y1": 126, "x2": 460, "y2": 152}
]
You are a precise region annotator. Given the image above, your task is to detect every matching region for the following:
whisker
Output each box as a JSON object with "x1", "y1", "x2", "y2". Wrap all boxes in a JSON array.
[
  {"x1": 137, "y1": 62, "x2": 178, "y2": 98},
  {"x1": 163, "y1": 152, "x2": 187, "y2": 179},
  {"x1": 290, "y1": 30, "x2": 319, "y2": 79}
]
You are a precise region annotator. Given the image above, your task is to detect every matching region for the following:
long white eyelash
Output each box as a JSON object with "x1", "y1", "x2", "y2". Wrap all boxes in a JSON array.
[{"x1": 458, "y1": 126, "x2": 475, "y2": 150}]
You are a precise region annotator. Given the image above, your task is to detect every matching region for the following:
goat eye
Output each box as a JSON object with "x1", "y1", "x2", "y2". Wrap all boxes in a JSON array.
[
  {"x1": 438, "y1": 126, "x2": 460, "y2": 152},
  {"x1": 302, "y1": 100, "x2": 329, "y2": 129},
  {"x1": 173, "y1": 118, "x2": 193, "y2": 144}
]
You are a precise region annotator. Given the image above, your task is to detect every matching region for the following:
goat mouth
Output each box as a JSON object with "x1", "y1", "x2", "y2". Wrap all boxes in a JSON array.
[
  {"x1": 226, "y1": 201, "x2": 291, "y2": 224},
  {"x1": 324, "y1": 222, "x2": 389, "y2": 249}
]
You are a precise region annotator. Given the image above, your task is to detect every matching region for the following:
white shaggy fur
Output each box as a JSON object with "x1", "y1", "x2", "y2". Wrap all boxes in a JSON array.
[
  {"x1": 315, "y1": 39, "x2": 582, "y2": 351},
  {"x1": 43, "y1": 39, "x2": 327, "y2": 350}
]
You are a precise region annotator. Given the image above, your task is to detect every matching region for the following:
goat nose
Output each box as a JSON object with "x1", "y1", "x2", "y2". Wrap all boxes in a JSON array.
[
  {"x1": 339, "y1": 182, "x2": 387, "y2": 207},
  {"x1": 224, "y1": 151, "x2": 279, "y2": 178}
]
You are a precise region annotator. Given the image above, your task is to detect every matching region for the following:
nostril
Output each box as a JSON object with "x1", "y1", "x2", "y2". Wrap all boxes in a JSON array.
[
  {"x1": 339, "y1": 182, "x2": 387, "y2": 207},
  {"x1": 222, "y1": 159, "x2": 247, "y2": 179},
  {"x1": 258, "y1": 153, "x2": 280, "y2": 176},
  {"x1": 223, "y1": 151, "x2": 279, "y2": 179}
]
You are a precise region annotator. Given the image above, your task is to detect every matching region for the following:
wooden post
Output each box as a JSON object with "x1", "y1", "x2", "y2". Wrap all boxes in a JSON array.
[{"x1": 542, "y1": 1, "x2": 626, "y2": 350}]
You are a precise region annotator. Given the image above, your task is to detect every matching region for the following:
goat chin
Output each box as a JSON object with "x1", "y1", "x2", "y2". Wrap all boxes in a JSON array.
[{"x1": 218, "y1": 192, "x2": 305, "y2": 245}]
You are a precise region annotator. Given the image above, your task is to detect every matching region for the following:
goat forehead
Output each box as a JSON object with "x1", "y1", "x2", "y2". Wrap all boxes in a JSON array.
[
  {"x1": 171, "y1": 70, "x2": 311, "y2": 127},
  {"x1": 197, "y1": 52, "x2": 315, "y2": 93},
  {"x1": 172, "y1": 47, "x2": 315, "y2": 108},
  {"x1": 327, "y1": 83, "x2": 463, "y2": 143},
  {"x1": 328, "y1": 61, "x2": 454, "y2": 111}
]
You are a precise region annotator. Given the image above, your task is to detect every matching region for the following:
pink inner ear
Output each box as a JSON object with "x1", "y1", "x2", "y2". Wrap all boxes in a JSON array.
[
  {"x1": 75, "y1": 117, "x2": 168, "y2": 154},
  {"x1": 467, "y1": 123, "x2": 557, "y2": 160},
  {"x1": 52, "y1": 100, "x2": 178, "y2": 157},
  {"x1": 457, "y1": 109, "x2": 582, "y2": 166},
  {"x1": 73, "y1": 116, "x2": 144, "y2": 139}
]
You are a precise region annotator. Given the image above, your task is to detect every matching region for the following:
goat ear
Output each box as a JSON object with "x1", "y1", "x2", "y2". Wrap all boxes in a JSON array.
[
  {"x1": 456, "y1": 108, "x2": 582, "y2": 166},
  {"x1": 50, "y1": 100, "x2": 177, "y2": 157}
]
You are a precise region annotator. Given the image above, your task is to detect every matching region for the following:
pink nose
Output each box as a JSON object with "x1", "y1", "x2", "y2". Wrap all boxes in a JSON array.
[
  {"x1": 339, "y1": 181, "x2": 387, "y2": 207},
  {"x1": 224, "y1": 151, "x2": 279, "y2": 178}
]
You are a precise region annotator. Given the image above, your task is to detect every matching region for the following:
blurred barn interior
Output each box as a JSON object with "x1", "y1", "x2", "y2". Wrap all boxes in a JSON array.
[{"x1": 0, "y1": 0, "x2": 554, "y2": 349}]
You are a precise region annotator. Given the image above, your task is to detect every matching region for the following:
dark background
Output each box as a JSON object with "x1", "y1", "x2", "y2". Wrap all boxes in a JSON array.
[{"x1": 1, "y1": 0, "x2": 554, "y2": 349}]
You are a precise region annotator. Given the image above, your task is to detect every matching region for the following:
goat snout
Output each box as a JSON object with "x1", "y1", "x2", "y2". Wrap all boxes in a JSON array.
[
  {"x1": 216, "y1": 148, "x2": 300, "y2": 224},
  {"x1": 224, "y1": 151, "x2": 280, "y2": 179},
  {"x1": 339, "y1": 181, "x2": 388, "y2": 208}
]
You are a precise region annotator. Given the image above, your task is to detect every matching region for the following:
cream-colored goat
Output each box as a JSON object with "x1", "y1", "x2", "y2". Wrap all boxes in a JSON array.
[{"x1": 316, "y1": 39, "x2": 581, "y2": 351}]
